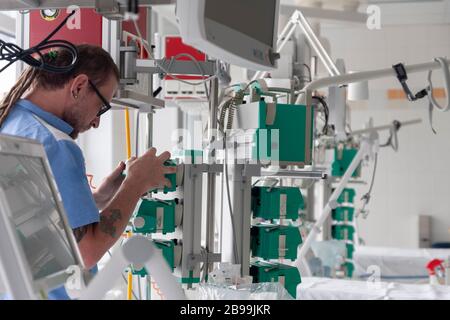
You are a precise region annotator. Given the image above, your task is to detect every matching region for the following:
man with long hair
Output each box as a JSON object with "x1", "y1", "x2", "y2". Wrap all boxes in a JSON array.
[{"x1": 0, "y1": 45, "x2": 175, "y2": 299}]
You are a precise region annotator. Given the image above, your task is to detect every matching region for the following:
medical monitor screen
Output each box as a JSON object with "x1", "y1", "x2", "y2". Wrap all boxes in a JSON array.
[
  {"x1": 204, "y1": 0, "x2": 277, "y2": 47},
  {"x1": 0, "y1": 154, "x2": 77, "y2": 281}
]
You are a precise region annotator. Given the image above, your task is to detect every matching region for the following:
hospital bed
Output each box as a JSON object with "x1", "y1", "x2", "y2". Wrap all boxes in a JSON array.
[
  {"x1": 297, "y1": 277, "x2": 450, "y2": 300},
  {"x1": 353, "y1": 246, "x2": 450, "y2": 283}
]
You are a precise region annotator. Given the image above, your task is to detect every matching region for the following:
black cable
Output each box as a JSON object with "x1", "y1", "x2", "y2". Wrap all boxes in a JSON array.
[
  {"x1": 380, "y1": 132, "x2": 394, "y2": 149},
  {"x1": 303, "y1": 63, "x2": 312, "y2": 82},
  {"x1": 312, "y1": 95, "x2": 329, "y2": 134},
  {"x1": 153, "y1": 86, "x2": 163, "y2": 97},
  {"x1": 0, "y1": 11, "x2": 78, "y2": 74},
  {"x1": 380, "y1": 120, "x2": 401, "y2": 151}
]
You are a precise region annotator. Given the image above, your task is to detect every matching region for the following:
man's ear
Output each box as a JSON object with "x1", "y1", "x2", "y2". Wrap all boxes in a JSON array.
[{"x1": 70, "y1": 74, "x2": 89, "y2": 99}]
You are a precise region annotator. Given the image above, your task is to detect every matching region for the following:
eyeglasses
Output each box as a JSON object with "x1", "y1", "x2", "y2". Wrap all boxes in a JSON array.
[{"x1": 88, "y1": 79, "x2": 112, "y2": 117}]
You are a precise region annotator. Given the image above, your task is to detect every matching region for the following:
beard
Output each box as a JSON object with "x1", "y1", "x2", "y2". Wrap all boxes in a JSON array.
[{"x1": 63, "y1": 105, "x2": 90, "y2": 140}]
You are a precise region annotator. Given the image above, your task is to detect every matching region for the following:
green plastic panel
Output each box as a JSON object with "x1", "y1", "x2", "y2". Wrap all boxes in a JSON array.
[
  {"x1": 173, "y1": 149, "x2": 203, "y2": 164},
  {"x1": 332, "y1": 148, "x2": 361, "y2": 178},
  {"x1": 152, "y1": 159, "x2": 177, "y2": 193},
  {"x1": 332, "y1": 207, "x2": 355, "y2": 222},
  {"x1": 252, "y1": 101, "x2": 314, "y2": 166},
  {"x1": 250, "y1": 261, "x2": 301, "y2": 298},
  {"x1": 337, "y1": 188, "x2": 356, "y2": 204},
  {"x1": 251, "y1": 224, "x2": 302, "y2": 261},
  {"x1": 346, "y1": 243, "x2": 355, "y2": 259},
  {"x1": 133, "y1": 199, "x2": 176, "y2": 234},
  {"x1": 252, "y1": 186, "x2": 303, "y2": 220},
  {"x1": 331, "y1": 225, "x2": 355, "y2": 241},
  {"x1": 180, "y1": 270, "x2": 201, "y2": 284},
  {"x1": 345, "y1": 262, "x2": 354, "y2": 278}
]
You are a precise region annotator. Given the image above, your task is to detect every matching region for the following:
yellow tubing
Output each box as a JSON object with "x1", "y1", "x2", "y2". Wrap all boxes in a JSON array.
[
  {"x1": 124, "y1": 109, "x2": 132, "y2": 159},
  {"x1": 126, "y1": 231, "x2": 133, "y2": 300},
  {"x1": 127, "y1": 271, "x2": 133, "y2": 300},
  {"x1": 124, "y1": 111, "x2": 133, "y2": 299}
]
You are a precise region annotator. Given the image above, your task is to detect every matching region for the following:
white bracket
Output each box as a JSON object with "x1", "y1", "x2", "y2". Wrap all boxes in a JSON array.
[
  {"x1": 252, "y1": 9, "x2": 340, "y2": 81},
  {"x1": 78, "y1": 236, "x2": 185, "y2": 300}
]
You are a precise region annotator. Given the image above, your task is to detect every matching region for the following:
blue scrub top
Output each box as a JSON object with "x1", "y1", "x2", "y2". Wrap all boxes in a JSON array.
[{"x1": 0, "y1": 99, "x2": 100, "y2": 299}]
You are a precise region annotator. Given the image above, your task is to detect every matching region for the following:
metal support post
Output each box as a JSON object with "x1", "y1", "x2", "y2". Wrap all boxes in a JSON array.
[
  {"x1": 205, "y1": 78, "x2": 219, "y2": 273},
  {"x1": 230, "y1": 164, "x2": 253, "y2": 276},
  {"x1": 180, "y1": 164, "x2": 204, "y2": 288}
]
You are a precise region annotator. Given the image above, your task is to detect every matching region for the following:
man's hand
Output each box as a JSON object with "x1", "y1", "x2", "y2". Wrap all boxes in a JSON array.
[
  {"x1": 124, "y1": 148, "x2": 176, "y2": 196},
  {"x1": 92, "y1": 161, "x2": 126, "y2": 210},
  {"x1": 77, "y1": 148, "x2": 176, "y2": 268}
]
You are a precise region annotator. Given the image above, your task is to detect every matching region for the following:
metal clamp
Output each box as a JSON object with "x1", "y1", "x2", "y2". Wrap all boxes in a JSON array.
[{"x1": 119, "y1": 45, "x2": 138, "y2": 85}]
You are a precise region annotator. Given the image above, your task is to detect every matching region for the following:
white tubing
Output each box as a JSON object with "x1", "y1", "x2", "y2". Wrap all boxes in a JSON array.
[{"x1": 427, "y1": 57, "x2": 450, "y2": 112}]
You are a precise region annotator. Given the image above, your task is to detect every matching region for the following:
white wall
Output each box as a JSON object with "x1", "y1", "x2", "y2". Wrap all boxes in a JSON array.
[
  {"x1": 0, "y1": 33, "x2": 16, "y2": 98},
  {"x1": 321, "y1": 18, "x2": 450, "y2": 248}
]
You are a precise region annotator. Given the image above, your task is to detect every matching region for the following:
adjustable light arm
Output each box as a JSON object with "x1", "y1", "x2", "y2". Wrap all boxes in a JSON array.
[
  {"x1": 252, "y1": 9, "x2": 340, "y2": 81},
  {"x1": 296, "y1": 58, "x2": 450, "y2": 105}
]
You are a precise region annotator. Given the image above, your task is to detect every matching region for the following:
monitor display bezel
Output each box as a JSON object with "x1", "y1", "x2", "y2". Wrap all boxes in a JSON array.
[
  {"x1": 177, "y1": 0, "x2": 280, "y2": 71},
  {"x1": 0, "y1": 134, "x2": 85, "y2": 299}
]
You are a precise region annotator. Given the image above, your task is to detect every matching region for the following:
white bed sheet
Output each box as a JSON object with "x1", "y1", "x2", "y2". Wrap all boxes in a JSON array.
[
  {"x1": 353, "y1": 246, "x2": 450, "y2": 279},
  {"x1": 297, "y1": 277, "x2": 450, "y2": 300}
]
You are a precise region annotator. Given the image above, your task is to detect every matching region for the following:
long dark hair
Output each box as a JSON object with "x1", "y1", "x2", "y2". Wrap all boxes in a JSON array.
[{"x1": 0, "y1": 44, "x2": 120, "y2": 127}]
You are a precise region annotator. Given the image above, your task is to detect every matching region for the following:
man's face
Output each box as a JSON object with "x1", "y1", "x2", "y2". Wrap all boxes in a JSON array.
[{"x1": 64, "y1": 74, "x2": 118, "y2": 139}]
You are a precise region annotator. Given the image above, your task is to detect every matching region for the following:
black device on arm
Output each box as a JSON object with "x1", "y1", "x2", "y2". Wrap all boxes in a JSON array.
[{"x1": 393, "y1": 63, "x2": 428, "y2": 102}]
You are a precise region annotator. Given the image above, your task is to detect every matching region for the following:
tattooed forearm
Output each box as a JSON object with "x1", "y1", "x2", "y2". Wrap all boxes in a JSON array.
[
  {"x1": 99, "y1": 209, "x2": 122, "y2": 238},
  {"x1": 73, "y1": 225, "x2": 90, "y2": 243}
]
